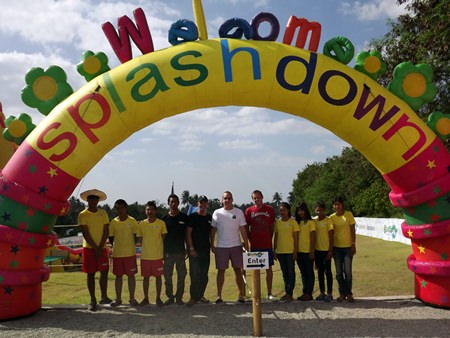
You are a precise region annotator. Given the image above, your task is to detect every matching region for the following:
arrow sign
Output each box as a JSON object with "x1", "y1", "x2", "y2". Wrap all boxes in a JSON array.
[{"x1": 243, "y1": 251, "x2": 269, "y2": 270}]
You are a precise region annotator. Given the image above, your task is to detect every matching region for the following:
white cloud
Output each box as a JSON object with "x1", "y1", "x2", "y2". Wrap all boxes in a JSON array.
[
  {"x1": 218, "y1": 139, "x2": 262, "y2": 150},
  {"x1": 339, "y1": 0, "x2": 408, "y2": 21}
]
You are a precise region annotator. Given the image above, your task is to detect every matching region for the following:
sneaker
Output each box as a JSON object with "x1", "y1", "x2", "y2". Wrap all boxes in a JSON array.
[
  {"x1": 176, "y1": 298, "x2": 185, "y2": 305},
  {"x1": 99, "y1": 297, "x2": 112, "y2": 304},
  {"x1": 164, "y1": 298, "x2": 174, "y2": 305},
  {"x1": 110, "y1": 300, "x2": 122, "y2": 307},
  {"x1": 156, "y1": 298, "x2": 163, "y2": 307},
  {"x1": 186, "y1": 298, "x2": 197, "y2": 307},
  {"x1": 215, "y1": 297, "x2": 223, "y2": 304},
  {"x1": 280, "y1": 294, "x2": 293, "y2": 302},
  {"x1": 139, "y1": 298, "x2": 150, "y2": 306},
  {"x1": 324, "y1": 294, "x2": 333, "y2": 302},
  {"x1": 199, "y1": 297, "x2": 210, "y2": 304},
  {"x1": 129, "y1": 299, "x2": 139, "y2": 306},
  {"x1": 267, "y1": 294, "x2": 277, "y2": 301},
  {"x1": 297, "y1": 294, "x2": 313, "y2": 301},
  {"x1": 88, "y1": 301, "x2": 97, "y2": 312},
  {"x1": 337, "y1": 295, "x2": 346, "y2": 302},
  {"x1": 347, "y1": 294, "x2": 355, "y2": 303},
  {"x1": 316, "y1": 293, "x2": 326, "y2": 301}
]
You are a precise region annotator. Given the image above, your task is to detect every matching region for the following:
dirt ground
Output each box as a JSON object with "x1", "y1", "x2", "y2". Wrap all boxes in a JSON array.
[{"x1": 1, "y1": 296, "x2": 449, "y2": 337}]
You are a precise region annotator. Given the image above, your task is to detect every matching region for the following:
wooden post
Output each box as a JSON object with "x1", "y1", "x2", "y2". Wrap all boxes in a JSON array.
[{"x1": 252, "y1": 269, "x2": 262, "y2": 337}]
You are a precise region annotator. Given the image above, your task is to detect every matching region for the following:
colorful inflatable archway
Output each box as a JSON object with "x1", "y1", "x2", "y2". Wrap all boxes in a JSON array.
[{"x1": 0, "y1": 38, "x2": 449, "y2": 319}]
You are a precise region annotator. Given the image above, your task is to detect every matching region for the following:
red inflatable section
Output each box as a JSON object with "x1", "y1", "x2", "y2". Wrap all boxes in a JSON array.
[{"x1": 0, "y1": 225, "x2": 54, "y2": 319}]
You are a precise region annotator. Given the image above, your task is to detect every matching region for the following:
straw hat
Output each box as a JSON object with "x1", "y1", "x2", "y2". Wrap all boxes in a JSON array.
[{"x1": 80, "y1": 189, "x2": 107, "y2": 202}]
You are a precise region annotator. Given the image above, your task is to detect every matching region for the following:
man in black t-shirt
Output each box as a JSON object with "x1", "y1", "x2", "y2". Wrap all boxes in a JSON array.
[
  {"x1": 162, "y1": 194, "x2": 189, "y2": 305},
  {"x1": 186, "y1": 195, "x2": 212, "y2": 306}
]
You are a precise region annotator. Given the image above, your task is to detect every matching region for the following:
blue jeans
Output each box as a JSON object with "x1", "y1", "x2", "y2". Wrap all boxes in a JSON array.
[
  {"x1": 164, "y1": 253, "x2": 187, "y2": 300},
  {"x1": 277, "y1": 254, "x2": 296, "y2": 295},
  {"x1": 296, "y1": 253, "x2": 315, "y2": 295},
  {"x1": 189, "y1": 252, "x2": 210, "y2": 300},
  {"x1": 333, "y1": 247, "x2": 353, "y2": 296}
]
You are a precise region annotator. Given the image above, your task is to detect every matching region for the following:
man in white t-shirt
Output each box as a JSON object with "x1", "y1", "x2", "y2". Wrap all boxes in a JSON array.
[{"x1": 211, "y1": 191, "x2": 249, "y2": 304}]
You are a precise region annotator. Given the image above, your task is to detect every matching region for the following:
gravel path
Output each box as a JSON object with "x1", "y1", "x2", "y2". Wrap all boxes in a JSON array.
[{"x1": 1, "y1": 296, "x2": 449, "y2": 337}]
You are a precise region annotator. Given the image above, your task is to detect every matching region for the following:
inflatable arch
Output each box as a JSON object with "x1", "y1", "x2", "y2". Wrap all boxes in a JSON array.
[{"x1": 0, "y1": 38, "x2": 449, "y2": 319}]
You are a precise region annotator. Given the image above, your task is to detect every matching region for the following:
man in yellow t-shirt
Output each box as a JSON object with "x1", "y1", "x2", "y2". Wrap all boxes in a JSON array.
[
  {"x1": 109, "y1": 199, "x2": 139, "y2": 307},
  {"x1": 78, "y1": 189, "x2": 111, "y2": 311},
  {"x1": 137, "y1": 201, "x2": 167, "y2": 307}
]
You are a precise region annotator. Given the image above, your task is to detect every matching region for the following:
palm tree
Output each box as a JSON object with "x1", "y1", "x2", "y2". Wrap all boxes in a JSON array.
[
  {"x1": 180, "y1": 190, "x2": 190, "y2": 206},
  {"x1": 272, "y1": 192, "x2": 283, "y2": 208}
]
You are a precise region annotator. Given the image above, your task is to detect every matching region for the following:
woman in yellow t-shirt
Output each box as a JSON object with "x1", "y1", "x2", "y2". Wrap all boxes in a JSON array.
[
  {"x1": 329, "y1": 196, "x2": 356, "y2": 303},
  {"x1": 274, "y1": 202, "x2": 299, "y2": 302},
  {"x1": 295, "y1": 202, "x2": 316, "y2": 301}
]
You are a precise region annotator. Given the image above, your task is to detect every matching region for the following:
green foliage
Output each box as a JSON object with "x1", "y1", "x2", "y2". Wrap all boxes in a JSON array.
[
  {"x1": 289, "y1": 147, "x2": 400, "y2": 217},
  {"x1": 369, "y1": 0, "x2": 450, "y2": 117}
]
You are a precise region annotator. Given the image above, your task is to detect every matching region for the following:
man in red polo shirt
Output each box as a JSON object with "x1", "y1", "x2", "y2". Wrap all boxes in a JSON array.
[{"x1": 245, "y1": 190, "x2": 276, "y2": 300}]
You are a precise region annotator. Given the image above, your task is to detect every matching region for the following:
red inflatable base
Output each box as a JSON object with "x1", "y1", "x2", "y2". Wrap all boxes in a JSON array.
[{"x1": 0, "y1": 266, "x2": 50, "y2": 320}]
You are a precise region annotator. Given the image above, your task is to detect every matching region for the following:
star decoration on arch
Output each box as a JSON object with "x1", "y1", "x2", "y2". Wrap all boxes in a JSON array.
[
  {"x1": 407, "y1": 229, "x2": 413, "y2": 237},
  {"x1": 426, "y1": 160, "x2": 436, "y2": 169},
  {"x1": 28, "y1": 164, "x2": 37, "y2": 174},
  {"x1": 424, "y1": 229, "x2": 432, "y2": 236},
  {"x1": 441, "y1": 252, "x2": 448, "y2": 261},
  {"x1": 9, "y1": 260, "x2": 19, "y2": 269},
  {"x1": 10, "y1": 245, "x2": 20, "y2": 254},
  {"x1": 2, "y1": 212, "x2": 11, "y2": 222},
  {"x1": 420, "y1": 280, "x2": 427, "y2": 288},
  {"x1": 418, "y1": 244, "x2": 426, "y2": 254},
  {"x1": 38, "y1": 185, "x2": 48, "y2": 194},
  {"x1": 47, "y1": 167, "x2": 58, "y2": 178},
  {"x1": 4, "y1": 286, "x2": 13, "y2": 295}
]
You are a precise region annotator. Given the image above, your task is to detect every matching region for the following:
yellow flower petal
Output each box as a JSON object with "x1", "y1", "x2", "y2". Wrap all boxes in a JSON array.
[
  {"x1": 403, "y1": 72, "x2": 426, "y2": 98},
  {"x1": 8, "y1": 120, "x2": 26, "y2": 137},
  {"x1": 84, "y1": 56, "x2": 101, "y2": 74},
  {"x1": 32, "y1": 76, "x2": 58, "y2": 101},
  {"x1": 364, "y1": 56, "x2": 381, "y2": 73}
]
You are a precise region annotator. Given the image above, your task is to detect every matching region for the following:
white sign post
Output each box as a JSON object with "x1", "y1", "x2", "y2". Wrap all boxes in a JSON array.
[{"x1": 243, "y1": 251, "x2": 269, "y2": 337}]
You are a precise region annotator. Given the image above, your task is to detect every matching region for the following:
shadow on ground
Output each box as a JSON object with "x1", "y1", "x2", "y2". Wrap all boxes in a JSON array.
[{"x1": 1, "y1": 297, "x2": 449, "y2": 337}]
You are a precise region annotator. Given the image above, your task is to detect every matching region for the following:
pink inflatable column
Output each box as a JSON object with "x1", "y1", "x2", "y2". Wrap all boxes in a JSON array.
[{"x1": 385, "y1": 137, "x2": 450, "y2": 308}]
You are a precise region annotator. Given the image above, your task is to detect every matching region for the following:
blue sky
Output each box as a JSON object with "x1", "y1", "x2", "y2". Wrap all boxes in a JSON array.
[{"x1": 0, "y1": 0, "x2": 407, "y2": 206}]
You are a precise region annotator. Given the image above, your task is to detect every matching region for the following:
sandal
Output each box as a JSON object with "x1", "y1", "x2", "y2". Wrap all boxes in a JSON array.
[
  {"x1": 215, "y1": 297, "x2": 223, "y2": 304},
  {"x1": 129, "y1": 299, "x2": 139, "y2": 306}
]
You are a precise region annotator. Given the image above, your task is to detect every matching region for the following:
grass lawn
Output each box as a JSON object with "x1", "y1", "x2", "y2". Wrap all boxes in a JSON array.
[{"x1": 42, "y1": 235, "x2": 414, "y2": 305}]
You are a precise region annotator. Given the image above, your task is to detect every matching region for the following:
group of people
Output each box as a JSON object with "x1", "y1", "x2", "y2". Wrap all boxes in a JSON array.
[{"x1": 78, "y1": 188, "x2": 356, "y2": 312}]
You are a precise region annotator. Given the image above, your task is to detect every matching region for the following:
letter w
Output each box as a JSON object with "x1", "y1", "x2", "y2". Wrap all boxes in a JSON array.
[
  {"x1": 353, "y1": 84, "x2": 400, "y2": 131},
  {"x1": 102, "y1": 7, "x2": 154, "y2": 64}
]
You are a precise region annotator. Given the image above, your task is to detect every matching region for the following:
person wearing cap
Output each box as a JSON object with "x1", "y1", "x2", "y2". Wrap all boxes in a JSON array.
[
  {"x1": 108, "y1": 199, "x2": 139, "y2": 307},
  {"x1": 211, "y1": 191, "x2": 249, "y2": 304},
  {"x1": 244, "y1": 190, "x2": 276, "y2": 301},
  {"x1": 186, "y1": 195, "x2": 212, "y2": 307},
  {"x1": 78, "y1": 189, "x2": 112, "y2": 311},
  {"x1": 162, "y1": 194, "x2": 189, "y2": 305}
]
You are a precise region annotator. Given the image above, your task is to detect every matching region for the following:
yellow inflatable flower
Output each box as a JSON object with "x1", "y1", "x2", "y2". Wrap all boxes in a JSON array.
[
  {"x1": 21, "y1": 66, "x2": 73, "y2": 116},
  {"x1": 354, "y1": 50, "x2": 386, "y2": 80},
  {"x1": 387, "y1": 62, "x2": 437, "y2": 111},
  {"x1": 2, "y1": 113, "x2": 36, "y2": 145},
  {"x1": 77, "y1": 50, "x2": 110, "y2": 82}
]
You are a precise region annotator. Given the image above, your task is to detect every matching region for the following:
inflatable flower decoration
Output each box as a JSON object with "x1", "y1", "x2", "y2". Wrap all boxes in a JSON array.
[
  {"x1": 387, "y1": 62, "x2": 437, "y2": 111},
  {"x1": 2, "y1": 113, "x2": 36, "y2": 145},
  {"x1": 427, "y1": 112, "x2": 450, "y2": 142},
  {"x1": 21, "y1": 66, "x2": 73, "y2": 116},
  {"x1": 354, "y1": 50, "x2": 386, "y2": 80},
  {"x1": 77, "y1": 50, "x2": 110, "y2": 82}
]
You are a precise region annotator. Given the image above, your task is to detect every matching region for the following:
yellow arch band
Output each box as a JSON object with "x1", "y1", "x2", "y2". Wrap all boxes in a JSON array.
[{"x1": 27, "y1": 39, "x2": 435, "y2": 179}]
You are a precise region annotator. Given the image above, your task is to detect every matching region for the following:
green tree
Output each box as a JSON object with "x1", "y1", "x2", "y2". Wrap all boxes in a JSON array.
[{"x1": 369, "y1": 0, "x2": 450, "y2": 117}]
